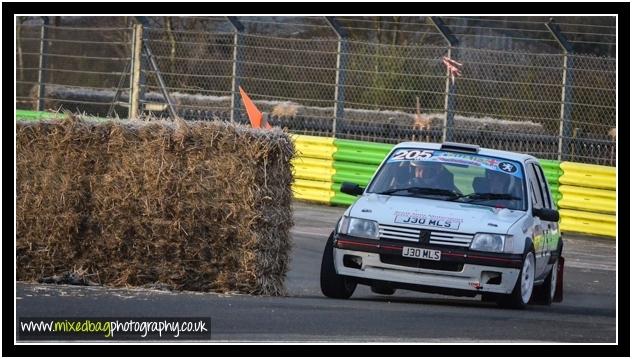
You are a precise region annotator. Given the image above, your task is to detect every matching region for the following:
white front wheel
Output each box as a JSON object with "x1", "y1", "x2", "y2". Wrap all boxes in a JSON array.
[
  {"x1": 499, "y1": 251, "x2": 535, "y2": 309},
  {"x1": 520, "y1": 252, "x2": 535, "y2": 303}
]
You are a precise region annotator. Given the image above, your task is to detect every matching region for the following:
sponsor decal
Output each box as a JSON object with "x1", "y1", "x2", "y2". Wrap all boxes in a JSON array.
[
  {"x1": 394, "y1": 210, "x2": 462, "y2": 230},
  {"x1": 390, "y1": 149, "x2": 434, "y2": 161},
  {"x1": 387, "y1": 149, "x2": 523, "y2": 179},
  {"x1": 498, "y1": 161, "x2": 517, "y2": 173}
]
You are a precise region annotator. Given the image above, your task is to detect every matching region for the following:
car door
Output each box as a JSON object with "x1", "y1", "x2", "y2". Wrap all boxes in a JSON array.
[
  {"x1": 525, "y1": 162, "x2": 548, "y2": 279},
  {"x1": 532, "y1": 162, "x2": 560, "y2": 266}
]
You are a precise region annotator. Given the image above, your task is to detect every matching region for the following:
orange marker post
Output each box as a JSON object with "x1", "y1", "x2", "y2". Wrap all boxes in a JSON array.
[{"x1": 239, "y1": 86, "x2": 271, "y2": 129}]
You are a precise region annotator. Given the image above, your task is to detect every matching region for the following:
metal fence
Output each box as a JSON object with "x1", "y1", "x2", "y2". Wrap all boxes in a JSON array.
[{"x1": 15, "y1": 16, "x2": 617, "y2": 165}]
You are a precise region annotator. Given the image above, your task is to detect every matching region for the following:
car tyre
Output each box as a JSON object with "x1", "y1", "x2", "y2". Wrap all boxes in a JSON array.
[
  {"x1": 532, "y1": 258, "x2": 559, "y2": 305},
  {"x1": 532, "y1": 241, "x2": 562, "y2": 305},
  {"x1": 320, "y1": 232, "x2": 357, "y2": 299},
  {"x1": 498, "y1": 250, "x2": 535, "y2": 309}
]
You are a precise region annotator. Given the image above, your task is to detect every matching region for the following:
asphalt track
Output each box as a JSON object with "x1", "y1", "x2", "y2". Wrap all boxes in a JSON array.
[{"x1": 16, "y1": 201, "x2": 616, "y2": 342}]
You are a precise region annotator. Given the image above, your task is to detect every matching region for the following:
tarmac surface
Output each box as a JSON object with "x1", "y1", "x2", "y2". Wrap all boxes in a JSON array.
[{"x1": 16, "y1": 201, "x2": 617, "y2": 342}]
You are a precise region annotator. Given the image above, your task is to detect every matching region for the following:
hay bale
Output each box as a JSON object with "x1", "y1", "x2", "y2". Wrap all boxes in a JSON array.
[{"x1": 16, "y1": 116, "x2": 294, "y2": 295}]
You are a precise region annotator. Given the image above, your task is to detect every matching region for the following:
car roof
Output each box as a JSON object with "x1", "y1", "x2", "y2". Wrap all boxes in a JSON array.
[{"x1": 393, "y1": 142, "x2": 538, "y2": 163}]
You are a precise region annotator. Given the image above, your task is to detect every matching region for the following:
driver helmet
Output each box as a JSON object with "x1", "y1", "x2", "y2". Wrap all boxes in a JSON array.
[{"x1": 410, "y1": 160, "x2": 443, "y2": 182}]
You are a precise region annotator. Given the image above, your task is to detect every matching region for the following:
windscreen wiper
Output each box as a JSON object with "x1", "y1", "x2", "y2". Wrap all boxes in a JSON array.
[
  {"x1": 376, "y1": 187, "x2": 460, "y2": 198},
  {"x1": 456, "y1": 192, "x2": 522, "y2": 202}
]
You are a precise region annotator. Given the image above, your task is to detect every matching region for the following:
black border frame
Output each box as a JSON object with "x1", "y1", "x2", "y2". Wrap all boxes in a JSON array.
[{"x1": 5, "y1": 2, "x2": 629, "y2": 357}]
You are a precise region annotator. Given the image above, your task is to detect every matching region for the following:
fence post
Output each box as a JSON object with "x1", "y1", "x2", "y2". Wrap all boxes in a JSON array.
[
  {"x1": 36, "y1": 16, "x2": 49, "y2": 111},
  {"x1": 546, "y1": 19, "x2": 574, "y2": 161},
  {"x1": 143, "y1": 42, "x2": 179, "y2": 119},
  {"x1": 226, "y1": 17, "x2": 244, "y2": 123},
  {"x1": 325, "y1": 16, "x2": 348, "y2": 138},
  {"x1": 442, "y1": 46, "x2": 456, "y2": 142},
  {"x1": 134, "y1": 16, "x2": 178, "y2": 119},
  {"x1": 129, "y1": 23, "x2": 143, "y2": 119},
  {"x1": 430, "y1": 16, "x2": 459, "y2": 143}
]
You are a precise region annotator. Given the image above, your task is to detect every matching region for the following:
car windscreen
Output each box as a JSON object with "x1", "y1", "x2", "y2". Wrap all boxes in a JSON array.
[{"x1": 367, "y1": 148, "x2": 527, "y2": 211}]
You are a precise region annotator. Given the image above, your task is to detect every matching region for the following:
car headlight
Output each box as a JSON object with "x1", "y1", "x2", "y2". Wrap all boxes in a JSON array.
[
  {"x1": 338, "y1": 216, "x2": 379, "y2": 240},
  {"x1": 470, "y1": 233, "x2": 506, "y2": 253}
]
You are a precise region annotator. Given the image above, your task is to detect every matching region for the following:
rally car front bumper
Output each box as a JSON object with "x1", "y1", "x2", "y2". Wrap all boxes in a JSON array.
[{"x1": 333, "y1": 234, "x2": 522, "y2": 295}]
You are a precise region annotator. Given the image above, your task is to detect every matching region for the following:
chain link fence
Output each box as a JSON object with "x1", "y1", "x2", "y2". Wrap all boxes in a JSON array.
[{"x1": 15, "y1": 16, "x2": 617, "y2": 165}]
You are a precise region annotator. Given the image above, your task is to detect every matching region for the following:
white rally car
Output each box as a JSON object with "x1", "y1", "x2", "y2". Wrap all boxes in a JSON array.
[{"x1": 320, "y1": 142, "x2": 564, "y2": 308}]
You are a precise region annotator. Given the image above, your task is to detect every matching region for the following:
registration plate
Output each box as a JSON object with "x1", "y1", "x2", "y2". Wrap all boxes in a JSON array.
[{"x1": 402, "y1": 246, "x2": 441, "y2": 261}]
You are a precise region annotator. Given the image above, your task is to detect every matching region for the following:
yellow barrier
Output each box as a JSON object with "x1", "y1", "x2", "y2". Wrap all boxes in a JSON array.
[
  {"x1": 559, "y1": 208, "x2": 616, "y2": 238},
  {"x1": 292, "y1": 135, "x2": 336, "y2": 160},
  {"x1": 292, "y1": 157, "x2": 335, "y2": 182},
  {"x1": 560, "y1": 218, "x2": 615, "y2": 238},
  {"x1": 558, "y1": 186, "x2": 616, "y2": 214},
  {"x1": 292, "y1": 179, "x2": 334, "y2": 203},
  {"x1": 560, "y1": 208, "x2": 616, "y2": 223},
  {"x1": 556, "y1": 162, "x2": 616, "y2": 237},
  {"x1": 559, "y1": 185, "x2": 616, "y2": 200},
  {"x1": 559, "y1": 162, "x2": 616, "y2": 190},
  {"x1": 290, "y1": 135, "x2": 336, "y2": 204}
]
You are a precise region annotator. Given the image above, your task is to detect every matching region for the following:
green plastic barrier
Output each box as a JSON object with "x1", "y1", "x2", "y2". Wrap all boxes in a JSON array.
[
  {"x1": 333, "y1": 139, "x2": 394, "y2": 165},
  {"x1": 331, "y1": 139, "x2": 393, "y2": 205},
  {"x1": 16, "y1": 110, "x2": 106, "y2": 122},
  {"x1": 537, "y1": 159, "x2": 562, "y2": 206},
  {"x1": 539, "y1": 159, "x2": 562, "y2": 173},
  {"x1": 539, "y1": 160, "x2": 562, "y2": 182},
  {"x1": 332, "y1": 161, "x2": 378, "y2": 187},
  {"x1": 542, "y1": 169, "x2": 561, "y2": 183},
  {"x1": 16, "y1": 110, "x2": 66, "y2": 121}
]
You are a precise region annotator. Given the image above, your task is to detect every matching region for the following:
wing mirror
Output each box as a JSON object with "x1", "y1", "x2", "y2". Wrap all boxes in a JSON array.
[
  {"x1": 341, "y1": 182, "x2": 364, "y2": 196},
  {"x1": 533, "y1": 207, "x2": 560, "y2": 222}
]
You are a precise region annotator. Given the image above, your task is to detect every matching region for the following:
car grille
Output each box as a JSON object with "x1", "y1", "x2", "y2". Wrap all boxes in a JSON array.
[
  {"x1": 379, "y1": 254, "x2": 464, "y2": 272},
  {"x1": 379, "y1": 224, "x2": 474, "y2": 247}
]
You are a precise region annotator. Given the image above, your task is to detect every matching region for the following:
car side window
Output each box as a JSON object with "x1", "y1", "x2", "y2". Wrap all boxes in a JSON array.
[
  {"x1": 532, "y1": 163, "x2": 553, "y2": 209},
  {"x1": 526, "y1": 163, "x2": 544, "y2": 209}
]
